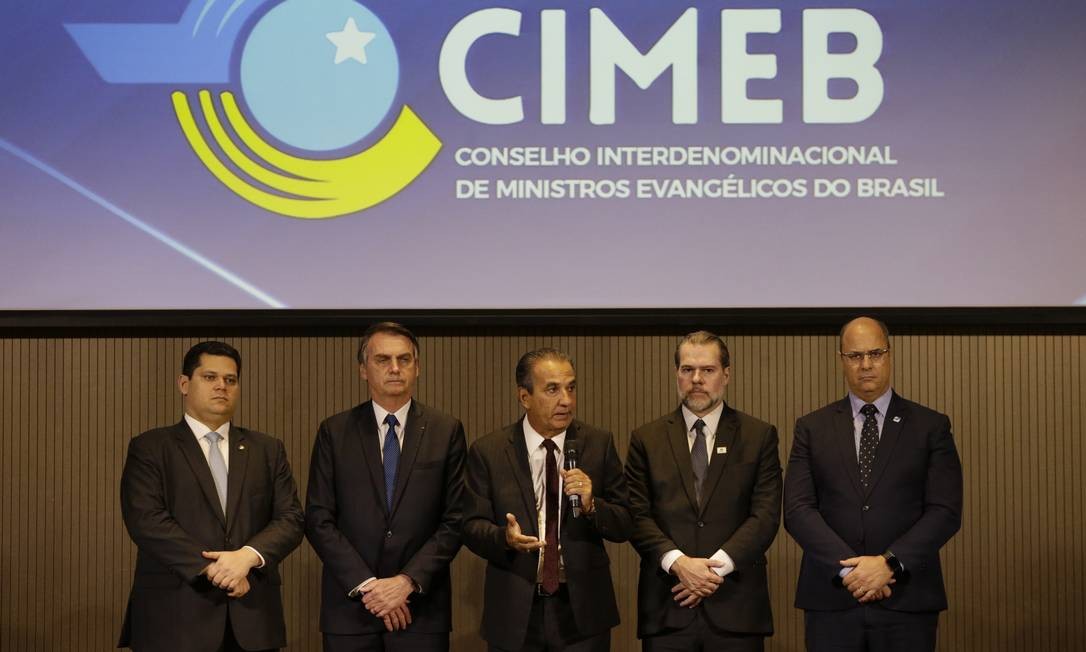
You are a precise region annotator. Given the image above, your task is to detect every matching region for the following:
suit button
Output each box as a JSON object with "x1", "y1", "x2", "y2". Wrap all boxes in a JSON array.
[
  {"x1": 862, "y1": 505, "x2": 870, "y2": 512},
  {"x1": 697, "y1": 521, "x2": 705, "y2": 528},
  {"x1": 385, "y1": 530, "x2": 393, "y2": 538}
]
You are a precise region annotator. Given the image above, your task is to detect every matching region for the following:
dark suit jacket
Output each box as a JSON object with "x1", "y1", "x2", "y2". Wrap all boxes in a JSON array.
[
  {"x1": 625, "y1": 404, "x2": 782, "y2": 638},
  {"x1": 462, "y1": 419, "x2": 633, "y2": 650},
  {"x1": 305, "y1": 400, "x2": 466, "y2": 635},
  {"x1": 118, "y1": 421, "x2": 304, "y2": 652},
  {"x1": 784, "y1": 393, "x2": 963, "y2": 612}
]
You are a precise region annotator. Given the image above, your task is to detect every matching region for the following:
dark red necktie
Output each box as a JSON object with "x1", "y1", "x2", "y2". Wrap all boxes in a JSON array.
[{"x1": 541, "y1": 439, "x2": 560, "y2": 594}]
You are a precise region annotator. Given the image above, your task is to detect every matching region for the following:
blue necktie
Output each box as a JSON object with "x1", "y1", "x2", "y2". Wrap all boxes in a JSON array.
[
  {"x1": 383, "y1": 414, "x2": 400, "y2": 512},
  {"x1": 204, "y1": 431, "x2": 228, "y2": 514}
]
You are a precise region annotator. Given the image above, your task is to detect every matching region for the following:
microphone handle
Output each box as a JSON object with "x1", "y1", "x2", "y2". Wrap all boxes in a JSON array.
[{"x1": 564, "y1": 453, "x2": 582, "y2": 518}]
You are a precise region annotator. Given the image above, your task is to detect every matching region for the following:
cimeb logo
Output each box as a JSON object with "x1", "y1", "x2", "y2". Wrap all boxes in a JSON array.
[{"x1": 67, "y1": 0, "x2": 441, "y2": 219}]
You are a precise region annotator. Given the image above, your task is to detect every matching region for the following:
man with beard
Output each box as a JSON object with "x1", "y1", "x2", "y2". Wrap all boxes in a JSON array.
[{"x1": 625, "y1": 331, "x2": 782, "y2": 651}]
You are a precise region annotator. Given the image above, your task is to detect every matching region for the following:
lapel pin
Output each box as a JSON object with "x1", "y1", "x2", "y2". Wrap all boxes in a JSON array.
[
  {"x1": 716, "y1": 446, "x2": 727, "y2": 454},
  {"x1": 892, "y1": 416, "x2": 901, "y2": 423},
  {"x1": 238, "y1": 444, "x2": 245, "y2": 450}
]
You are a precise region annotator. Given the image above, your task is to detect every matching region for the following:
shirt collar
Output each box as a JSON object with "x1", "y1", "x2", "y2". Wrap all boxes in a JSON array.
[
  {"x1": 185, "y1": 413, "x2": 230, "y2": 441},
  {"x1": 681, "y1": 401, "x2": 724, "y2": 436},
  {"x1": 373, "y1": 399, "x2": 412, "y2": 430},
  {"x1": 522, "y1": 415, "x2": 566, "y2": 453},
  {"x1": 849, "y1": 388, "x2": 893, "y2": 419}
]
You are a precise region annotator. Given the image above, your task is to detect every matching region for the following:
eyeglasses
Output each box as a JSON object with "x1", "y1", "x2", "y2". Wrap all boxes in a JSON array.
[{"x1": 839, "y1": 348, "x2": 890, "y2": 364}]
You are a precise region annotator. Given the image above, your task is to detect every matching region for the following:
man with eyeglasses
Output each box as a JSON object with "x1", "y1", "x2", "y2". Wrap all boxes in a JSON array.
[
  {"x1": 625, "y1": 331, "x2": 782, "y2": 651},
  {"x1": 784, "y1": 316, "x2": 963, "y2": 652},
  {"x1": 305, "y1": 322, "x2": 467, "y2": 652}
]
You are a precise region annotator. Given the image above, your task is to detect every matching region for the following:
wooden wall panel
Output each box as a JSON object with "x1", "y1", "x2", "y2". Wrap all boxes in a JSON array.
[{"x1": 1, "y1": 331, "x2": 1084, "y2": 651}]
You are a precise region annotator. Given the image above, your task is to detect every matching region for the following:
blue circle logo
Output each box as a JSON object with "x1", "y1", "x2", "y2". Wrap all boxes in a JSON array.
[{"x1": 240, "y1": 0, "x2": 400, "y2": 152}]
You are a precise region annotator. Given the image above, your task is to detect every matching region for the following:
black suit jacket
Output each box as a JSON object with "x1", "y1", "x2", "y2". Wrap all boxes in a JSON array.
[
  {"x1": 625, "y1": 404, "x2": 782, "y2": 638},
  {"x1": 784, "y1": 393, "x2": 963, "y2": 612},
  {"x1": 305, "y1": 400, "x2": 466, "y2": 635},
  {"x1": 462, "y1": 419, "x2": 633, "y2": 650},
  {"x1": 119, "y1": 421, "x2": 304, "y2": 651}
]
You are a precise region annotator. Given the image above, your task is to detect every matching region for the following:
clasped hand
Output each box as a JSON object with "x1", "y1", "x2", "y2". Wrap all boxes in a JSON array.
[
  {"x1": 201, "y1": 548, "x2": 260, "y2": 598},
  {"x1": 360, "y1": 575, "x2": 414, "y2": 632},
  {"x1": 670, "y1": 555, "x2": 723, "y2": 608},
  {"x1": 840, "y1": 555, "x2": 895, "y2": 603}
]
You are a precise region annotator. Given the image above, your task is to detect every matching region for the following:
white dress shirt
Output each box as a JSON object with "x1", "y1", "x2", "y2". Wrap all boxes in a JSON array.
[
  {"x1": 183, "y1": 413, "x2": 265, "y2": 567},
  {"x1": 660, "y1": 402, "x2": 736, "y2": 577},
  {"x1": 524, "y1": 416, "x2": 567, "y2": 581}
]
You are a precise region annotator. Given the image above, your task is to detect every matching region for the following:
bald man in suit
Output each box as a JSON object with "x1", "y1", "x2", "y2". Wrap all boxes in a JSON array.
[{"x1": 784, "y1": 317, "x2": 963, "y2": 652}]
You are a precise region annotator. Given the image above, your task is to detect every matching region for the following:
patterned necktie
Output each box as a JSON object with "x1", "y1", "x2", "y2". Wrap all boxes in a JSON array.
[
  {"x1": 204, "y1": 431, "x2": 228, "y2": 514},
  {"x1": 858, "y1": 404, "x2": 879, "y2": 487},
  {"x1": 541, "y1": 439, "x2": 560, "y2": 594},
  {"x1": 691, "y1": 419, "x2": 708, "y2": 506},
  {"x1": 383, "y1": 413, "x2": 400, "y2": 511}
]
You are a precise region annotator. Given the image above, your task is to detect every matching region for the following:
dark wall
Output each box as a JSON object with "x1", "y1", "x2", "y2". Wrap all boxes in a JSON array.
[{"x1": 1, "y1": 329, "x2": 1083, "y2": 650}]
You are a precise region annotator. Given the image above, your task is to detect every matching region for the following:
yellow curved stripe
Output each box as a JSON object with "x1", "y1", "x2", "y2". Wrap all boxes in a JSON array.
[
  {"x1": 171, "y1": 90, "x2": 443, "y2": 219},
  {"x1": 197, "y1": 91, "x2": 338, "y2": 199},
  {"x1": 219, "y1": 92, "x2": 440, "y2": 185}
]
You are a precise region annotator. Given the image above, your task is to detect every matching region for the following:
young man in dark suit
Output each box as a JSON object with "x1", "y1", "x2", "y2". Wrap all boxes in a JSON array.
[
  {"x1": 625, "y1": 331, "x2": 782, "y2": 651},
  {"x1": 784, "y1": 316, "x2": 963, "y2": 652},
  {"x1": 463, "y1": 348, "x2": 632, "y2": 651},
  {"x1": 305, "y1": 322, "x2": 466, "y2": 652},
  {"x1": 119, "y1": 341, "x2": 304, "y2": 652}
]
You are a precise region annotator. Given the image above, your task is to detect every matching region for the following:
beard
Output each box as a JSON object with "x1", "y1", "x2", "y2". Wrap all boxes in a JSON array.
[{"x1": 680, "y1": 388, "x2": 722, "y2": 414}]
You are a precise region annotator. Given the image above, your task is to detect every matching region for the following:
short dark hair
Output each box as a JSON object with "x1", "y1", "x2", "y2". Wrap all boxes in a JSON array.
[
  {"x1": 838, "y1": 316, "x2": 891, "y2": 351},
  {"x1": 516, "y1": 348, "x2": 574, "y2": 393},
  {"x1": 181, "y1": 341, "x2": 241, "y2": 378},
  {"x1": 674, "y1": 331, "x2": 730, "y2": 369},
  {"x1": 357, "y1": 322, "x2": 420, "y2": 364}
]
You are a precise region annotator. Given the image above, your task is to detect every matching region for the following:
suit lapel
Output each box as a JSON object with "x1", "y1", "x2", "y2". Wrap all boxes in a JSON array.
[
  {"x1": 864, "y1": 393, "x2": 907, "y2": 499},
  {"x1": 505, "y1": 420, "x2": 540, "y2": 537},
  {"x1": 224, "y1": 427, "x2": 249, "y2": 532},
  {"x1": 698, "y1": 404, "x2": 739, "y2": 517},
  {"x1": 389, "y1": 402, "x2": 426, "y2": 515},
  {"x1": 354, "y1": 402, "x2": 390, "y2": 517},
  {"x1": 831, "y1": 398, "x2": 865, "y2": 498},
  {"x1": 665, "y1": 410, "x2": 700, "y2": 514},
  {"x1": 172, "y1": 421, "x2": 226, "y2": 526}
]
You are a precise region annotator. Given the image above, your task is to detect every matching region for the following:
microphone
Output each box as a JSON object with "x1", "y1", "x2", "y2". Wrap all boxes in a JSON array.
[{"x1": 563, "y1": 447, "x2": 582, "y2": 518}]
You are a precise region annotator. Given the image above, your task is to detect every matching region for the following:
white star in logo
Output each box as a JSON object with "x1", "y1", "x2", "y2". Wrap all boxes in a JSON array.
[{"x1": 326, "y1": 17, "x2": 376, "y2": 65}]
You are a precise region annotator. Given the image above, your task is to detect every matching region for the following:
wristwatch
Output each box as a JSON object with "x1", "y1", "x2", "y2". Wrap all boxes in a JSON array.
[{"x1": 881, "y1": 550, "x2": 905, "y2": 579}]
